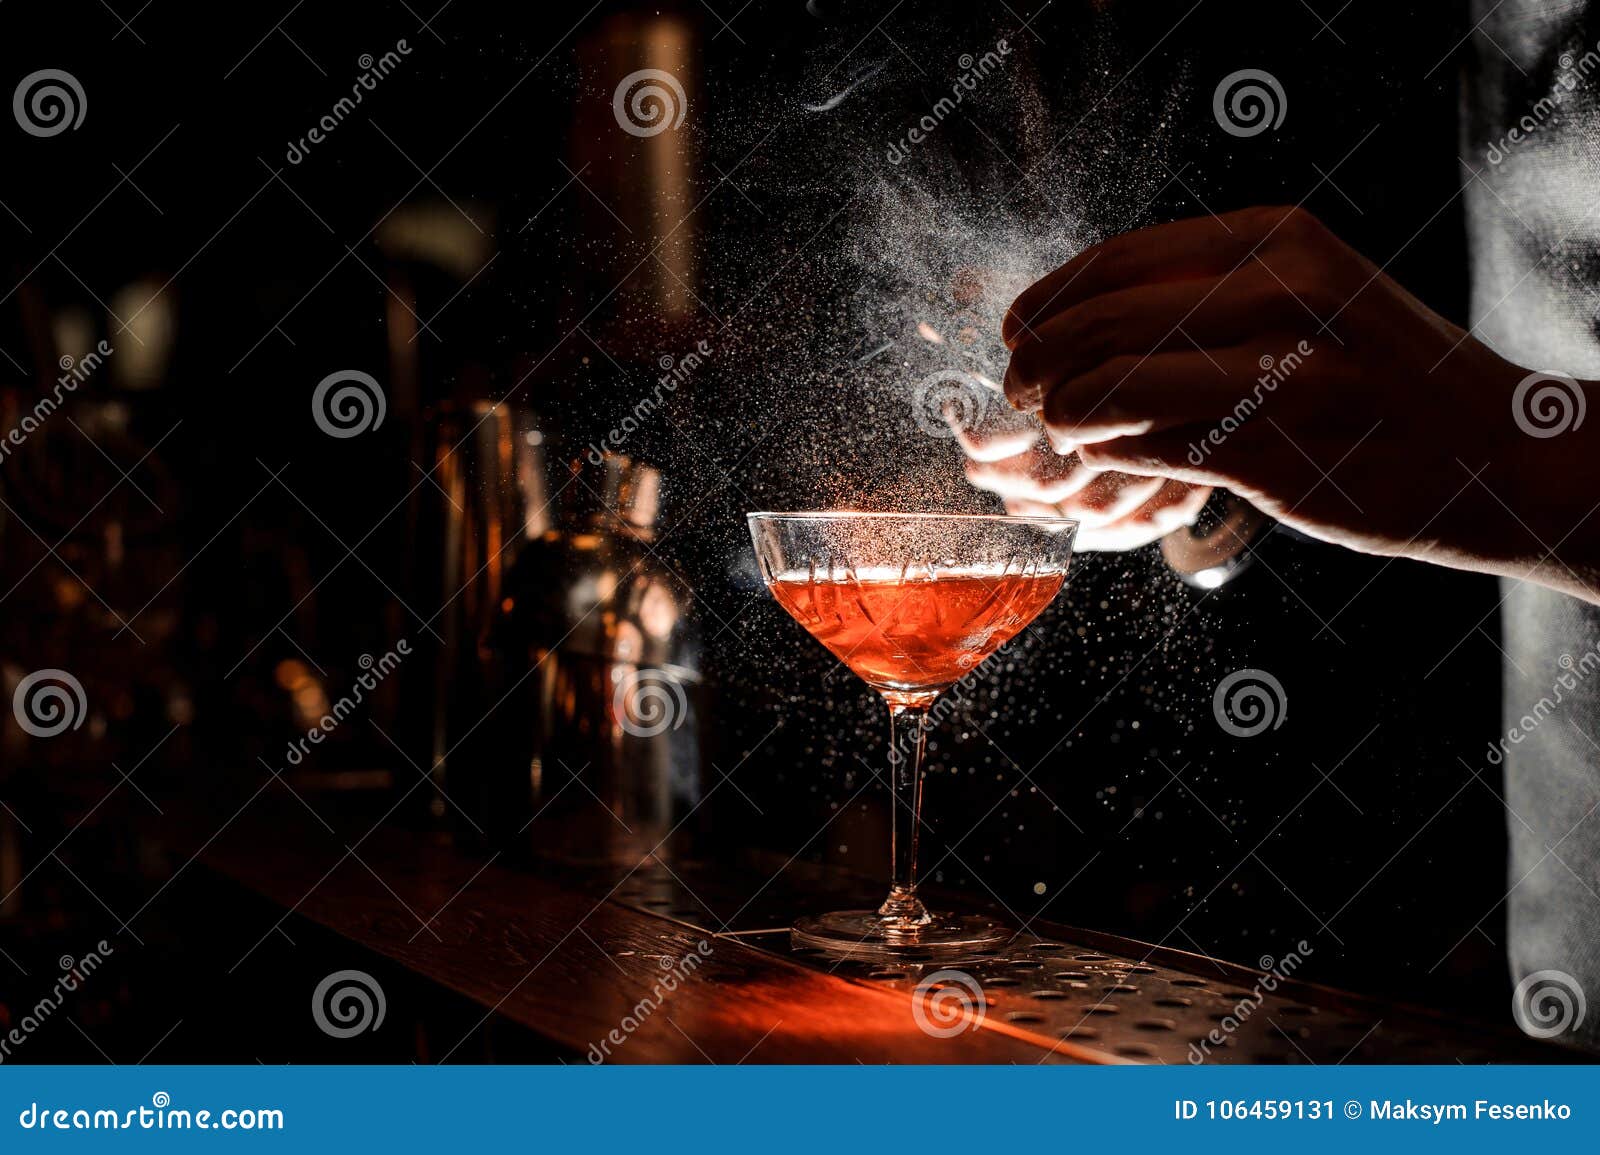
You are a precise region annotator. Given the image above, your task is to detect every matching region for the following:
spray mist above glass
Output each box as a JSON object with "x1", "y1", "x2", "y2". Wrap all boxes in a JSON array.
[{"x1": 798, "y1": 15, "x2": 1267, "y2": 587}]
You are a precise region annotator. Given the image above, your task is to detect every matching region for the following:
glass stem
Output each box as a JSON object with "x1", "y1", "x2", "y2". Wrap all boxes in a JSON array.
[{"x1": 879, "y1": 697, "x2": 935, "y2": 928}]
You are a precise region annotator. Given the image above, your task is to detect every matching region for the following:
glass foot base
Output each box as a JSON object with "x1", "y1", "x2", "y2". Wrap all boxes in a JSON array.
[{"x1": 791, "y1": 910, "x2": 1009, "y2": 959}]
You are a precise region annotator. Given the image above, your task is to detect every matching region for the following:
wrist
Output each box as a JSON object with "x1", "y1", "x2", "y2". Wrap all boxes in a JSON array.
[{"x1": 1492, "y1": 375, "x2": 1600, "y2": 599}]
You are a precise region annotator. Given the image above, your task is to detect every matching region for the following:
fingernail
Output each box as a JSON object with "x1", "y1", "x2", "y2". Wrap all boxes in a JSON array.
[{"x1": 1008, "y1": 383, "x2": 1042, "y2": 414}]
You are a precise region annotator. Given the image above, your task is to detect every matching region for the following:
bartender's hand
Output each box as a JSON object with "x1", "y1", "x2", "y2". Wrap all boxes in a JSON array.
[
  {"x1": 936, "y1": 263, "x2": 1212, "y2": 552},
  {"x1": 956, "y1": 426, "x2": 1211, "y2": 551},
  {"x1": 1001, "y1": 205, "x2": 1600, "y2": 604}
]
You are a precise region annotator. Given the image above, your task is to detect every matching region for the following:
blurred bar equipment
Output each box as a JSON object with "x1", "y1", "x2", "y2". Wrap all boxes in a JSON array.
[
  {"x1": 402, "y1": 399, "x2": 532, "y2": 829},
  {"x1": 507, "y1": 444, "x2": 704, "y2": 864},
  {"x1": 389, "y1": 4, "x2": 709, "y2": 850},
  {"x1": 404, "y1": 400, "x2": 703, "y2": 856},
  {"x1": 0, "y1": 281, "x2": 188, "y2": 787},
  {"x1": 1159, "y1": 491, "x2": 1270, "y2": 588}
]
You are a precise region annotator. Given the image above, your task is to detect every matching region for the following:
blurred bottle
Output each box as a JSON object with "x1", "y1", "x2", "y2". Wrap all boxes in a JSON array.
[
  {"x1": 0, "y1": 281, "x2": 189, "y2": 794},
  {"x1": 400, "y1": 397, "x2": 704, "y2": 858},
  {"x1": 399, "y1": 399, "x2": 535, "y2": 834},
  {"x1": 500, "y1": 442, "x2": 704, "y2": 867}
]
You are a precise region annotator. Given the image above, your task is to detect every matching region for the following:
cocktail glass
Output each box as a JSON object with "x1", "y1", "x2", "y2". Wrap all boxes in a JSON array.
[{"x1": 746, "y1": 511, "x2": 1077, "y2": 957}]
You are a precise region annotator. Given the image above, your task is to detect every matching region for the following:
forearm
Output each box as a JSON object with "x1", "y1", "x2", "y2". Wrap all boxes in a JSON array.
[{"x1": 1475, "y1": 391, "x2": 1600, "y2": 605}]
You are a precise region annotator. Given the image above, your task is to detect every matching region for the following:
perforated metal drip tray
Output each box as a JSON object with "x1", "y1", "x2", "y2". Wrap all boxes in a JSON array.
[
  {"x1": 592, "y1": 858, "x2": 1577, "y2": 1065},
  {"x1": 789, "y1": 937, "x2": 1480, "y2": 1065}
]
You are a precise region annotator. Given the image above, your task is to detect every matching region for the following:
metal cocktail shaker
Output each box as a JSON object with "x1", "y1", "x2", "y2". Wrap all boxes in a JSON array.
[
  {"x1": 404, "y1": 400, "x2": 703, "y2": 855},
  {"x1": 1157, "y1": 489, "x2": 1270, "y2": 589},
  {"x1": 505, "y1": 443, "x2": 705, "y2": 867}
]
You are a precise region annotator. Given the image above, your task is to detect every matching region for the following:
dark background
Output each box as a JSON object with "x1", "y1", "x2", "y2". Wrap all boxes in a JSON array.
[{"x1": 0, "y1": 0, "x2": 1512, "y2": 1062}]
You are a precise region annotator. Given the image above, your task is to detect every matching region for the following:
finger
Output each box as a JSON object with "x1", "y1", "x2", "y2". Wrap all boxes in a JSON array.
[
  {"x1": 1000, "y1": 497, "x2": 1079, "y2": 534},
  {"x1": 964, "y1": 444, "x2": 1101, "y2": 503},
  {"x1": 1124, "y1": 478, "x2": 1213, "y2": 530},
  {"x1": 947, "y1": 398, "x2": 1040, "y2": 462},
  {"x1": 1073, "y1": 522, "x2": 1172, "y2": 552},
  {"x1": 1003, "y1": 265, "x2": 1294, "y2": 411},
  {"x1": 1160, "y1": 479, "x2": 1215, "y2": 526},
  {"x1": 1075, "y1": 430, "x2": 1239, "y2": 488},
  {"x1": 1072, "y1": 480, "x2": 1213, "y2": 552},
  {"x1": 1002, "y1": 498, "x2": 1058, "y2": 518},
  {"x1": 1055, "y1": 471, "x2": 1166, "y2": 527},
  {"x1": 1003, "y1": 207, "x2": 1300, "y2": 347},
  {"x1": 1039, "y1": 347, "x2": 1283, "y2": 442},
  {"x1": 1004, "y1": 470, "x2": 1170, "y2": 528}
]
